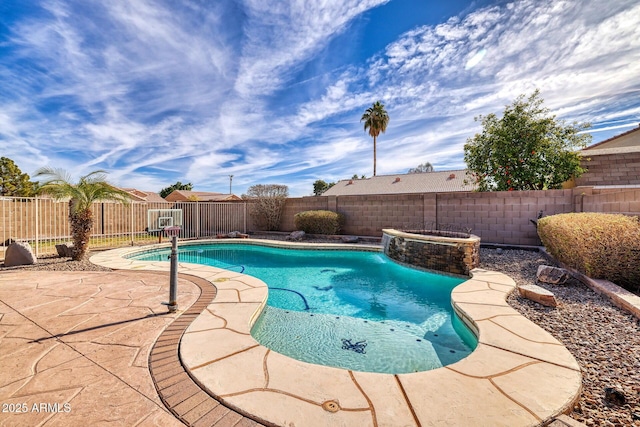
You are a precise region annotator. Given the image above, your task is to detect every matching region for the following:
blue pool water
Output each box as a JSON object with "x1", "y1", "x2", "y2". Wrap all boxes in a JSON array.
[{"x1": 131, "y1": 243, "x2": 477, "y2": 373}]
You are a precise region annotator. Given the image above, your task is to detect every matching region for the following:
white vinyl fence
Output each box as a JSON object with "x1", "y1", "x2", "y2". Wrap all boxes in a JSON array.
[{"x1": 0, "y1": 197, "x2": 246, "y2": 260}]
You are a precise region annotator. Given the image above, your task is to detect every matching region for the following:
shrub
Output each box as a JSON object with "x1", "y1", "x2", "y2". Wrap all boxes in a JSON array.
[
  {"x1": 294, "y1": 210, "x2": 345, "y2": 235},
  {"x1": 537, "y1": 213, "x2": 640, "y2": 292},
  {"x1": 242, "y1": 184, "x2": 288, "y2": 231}
]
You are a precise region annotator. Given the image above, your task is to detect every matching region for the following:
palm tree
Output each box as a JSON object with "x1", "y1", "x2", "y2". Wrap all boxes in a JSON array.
[
  {"x1": 34, "y1": 168, "x2": 131, "y2": 260},
  {"x1": 361, "y1": 101, "x2": 389, "y2": 176}
]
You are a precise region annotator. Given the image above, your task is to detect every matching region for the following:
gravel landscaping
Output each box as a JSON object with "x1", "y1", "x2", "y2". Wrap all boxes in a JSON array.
[
  {"x1": 1, "y1": 241, "x2": 639, "y2": 426},
  {"x1": 482, "y1": 248, "x2": 640, "y2": 427}
]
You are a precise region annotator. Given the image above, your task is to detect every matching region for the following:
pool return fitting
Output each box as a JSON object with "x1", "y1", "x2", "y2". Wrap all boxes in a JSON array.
[{"x1": 162, "y1": 226, "x2": 181, "y2": 312}]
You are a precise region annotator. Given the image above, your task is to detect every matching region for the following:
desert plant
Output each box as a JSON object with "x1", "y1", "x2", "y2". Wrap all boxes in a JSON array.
[
  {"x1": 242, "y1": 184, "x2": 288, "y2": 231},
  {"x1": 294, "y1": 210, "x2": 345, "y2": 235},
  {"x1": 537, "y1": 213, "x2": 640, "y2": 292},
  {"x1": 34, "y1": 168, "x2": 131, "y2": 260},
  {"x1": 361, "y1": 101, "x2": 389, "y2": 177}
]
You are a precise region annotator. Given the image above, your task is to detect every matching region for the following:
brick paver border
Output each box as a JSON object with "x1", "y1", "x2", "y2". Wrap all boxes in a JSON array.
[{"x1": 148, "y1": 273, "x2": 265, "y2": 427}]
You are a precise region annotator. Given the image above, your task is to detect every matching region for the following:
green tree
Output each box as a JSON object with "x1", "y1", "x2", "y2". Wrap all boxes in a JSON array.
[
  {"x1": 242, "y1": 184, "x2": 288, "y2": 231},
  {"x1": 464, "y1": 90, "x2": 591, "y2": 191},
  {"x1": 0, "y1": 157, "x2": 38, "y2": 196},
  {"x1": 361, "y1": 101, "x2": 389, "y2": 176},
  {"x1": 351, "y1": 174, "x2": 366, "y2": 180},
  {"x1": 34, "y1": 168, "x2": 131, "y2": 260},
  {"x1": 159, "y1": 181, "x2": 193, "y2": 199},
  {"x1": 313, "y1": 180, "x2": 335, "y2": 196},
  {"x1": 408, "y1": 162, "x2": 435, "y2": 173}
]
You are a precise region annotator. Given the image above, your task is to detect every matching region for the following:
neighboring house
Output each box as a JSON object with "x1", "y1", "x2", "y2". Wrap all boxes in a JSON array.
[
  {"x1": 583, "y1": 124, "x2": 640, "y2": 150},
  {"x1": 164, "y1": 190, "x2": 242, "y2": 202},
  {"x1": 321, "y1": 170, "x2": 475, "y2": 196},
  {"x1": 576, "y1": 124, "x2": 640, "y2": 187},
  {"x1": 121, "y1": 188, "x2": 167, "y2": 203}
]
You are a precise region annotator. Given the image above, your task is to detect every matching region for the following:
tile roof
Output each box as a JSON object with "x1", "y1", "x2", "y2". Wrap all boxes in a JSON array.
[
  {"x1": 322, "y1": 170, "x2": 476, "y2": 196},
  {"x1": 121, "y1": 188, "x2": 167, "y2": 203},
  {"x1": 165, "y1": 190, "x2": 242, "y2": 202}
]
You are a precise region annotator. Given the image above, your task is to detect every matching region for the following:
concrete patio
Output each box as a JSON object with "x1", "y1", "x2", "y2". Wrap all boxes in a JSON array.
[{"x1": 0, "y1": 270, "x2": 259, "y2": 427}]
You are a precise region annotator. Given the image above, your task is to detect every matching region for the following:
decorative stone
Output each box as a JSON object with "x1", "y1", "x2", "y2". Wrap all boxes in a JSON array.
[
  {"x1": 604, "y1": 387, "x2": 626, "y2": 406},
  {"x1": 518, "y1": 284, "x2": 558, "y2": 307},
  {"x1": 55, "y1": 242, "x2": 75, "y2": 258},
  {"x1": 537, "y1": 265, "x2": 570, "y2": 285},
  {"x1": 4, "y1": 241, "x2": 37, "y2": 266},
  {"x1": 225, "y1": 231, "x2": 249, "y2": 238},
  {"x1": 286, "y1": 230, "x2": 305, "y2": 241},
  {"x1": 341, "y1": 236, "x2": 359, "y2": 243}
]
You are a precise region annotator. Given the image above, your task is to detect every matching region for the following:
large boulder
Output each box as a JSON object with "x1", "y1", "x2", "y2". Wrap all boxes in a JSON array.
[
  {"x1": 55, "y1": 243, "x2": 75, "y2": 258},
  {"x1": 536, "y1": 265, "x2": 570, "y2": 285},
  {"x1": 4, "y1": 242, "x2": 37, "y2": 267}
]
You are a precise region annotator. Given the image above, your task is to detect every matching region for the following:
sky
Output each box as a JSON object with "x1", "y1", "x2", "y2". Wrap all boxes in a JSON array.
[{"x1": 1, "y1": 0, "x2": 639, "y2": 197}]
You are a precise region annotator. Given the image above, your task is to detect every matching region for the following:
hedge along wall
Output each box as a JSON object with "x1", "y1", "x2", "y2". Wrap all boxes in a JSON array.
[{"x1": 274, "y1": 187, "x2": 640, "y2": 246}]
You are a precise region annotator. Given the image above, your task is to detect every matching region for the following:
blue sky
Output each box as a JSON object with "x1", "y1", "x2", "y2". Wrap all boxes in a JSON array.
[{"x1": 1, "y1": 0, "x2": 639, "y2": 197}]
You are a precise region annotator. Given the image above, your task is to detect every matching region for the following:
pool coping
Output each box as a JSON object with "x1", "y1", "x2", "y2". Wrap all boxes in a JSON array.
[{"x1": 91, "y1": 239, "x2": 582, "y2": 427}]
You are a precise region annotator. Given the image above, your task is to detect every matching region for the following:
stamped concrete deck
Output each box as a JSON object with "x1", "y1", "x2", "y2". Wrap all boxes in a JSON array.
[
  {"x1": 88, "y1": 239, "x2": 582, "y2": 427},
  {"x1": 0, "y1": 270, "x2": 198, "y2": 426}
]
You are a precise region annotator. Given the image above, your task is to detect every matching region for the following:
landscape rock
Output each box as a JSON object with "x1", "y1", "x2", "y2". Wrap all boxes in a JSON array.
[
  {"x1": 286, "y1": 230, "x2": 305, "y2": 241},
  {"x1": 537, "y1": 265, "x2": 570, "y2": 285},
  {"x1": 225, "y1": 231, "x2": 249, "y2": 239},
  {"x1": 4, "y1": 241, "x2": 37, "y2": 266},
  {"x1": 518, "y1": 283, "x2": 558, "y2": 307},
  {"x1": 604, "y1": 387, "x2": 626, "y2": 406},
  {"x1": 341, "y1": 236, "x2": 359, "y2": 243},
  {"x1": 55, "y1": 242, "x2": 75, "y2": 258}
]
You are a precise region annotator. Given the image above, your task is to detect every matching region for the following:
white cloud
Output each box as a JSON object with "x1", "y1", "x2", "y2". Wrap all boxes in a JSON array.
[{"x1": 0, "y1": 0, "x2": 638, "y2": 196}]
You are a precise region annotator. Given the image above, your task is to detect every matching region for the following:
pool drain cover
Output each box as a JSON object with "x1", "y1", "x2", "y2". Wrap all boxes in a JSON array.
[{"x1": 322, "y1": 400, "x2": 341, "y2": 413}]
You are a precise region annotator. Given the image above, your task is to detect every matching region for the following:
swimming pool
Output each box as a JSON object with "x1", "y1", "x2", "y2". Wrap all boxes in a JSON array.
[{"x1": 132, "y1": 243, "x2": 477, "y2": 373}]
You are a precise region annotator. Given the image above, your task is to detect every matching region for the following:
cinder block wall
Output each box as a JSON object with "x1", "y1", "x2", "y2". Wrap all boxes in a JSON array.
[
  {"x1": 576, "y1": 151, "x2": 640, "y2": 186},
  {"x1": 275, "y1": 187, "x2": 638, "y2": 246},
  {"x1": 582, "y1": 188, "x2": 640, "y2": 215},
  {"x1": 436, "y1": 190, "x2": 574, "y2": 246}
]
